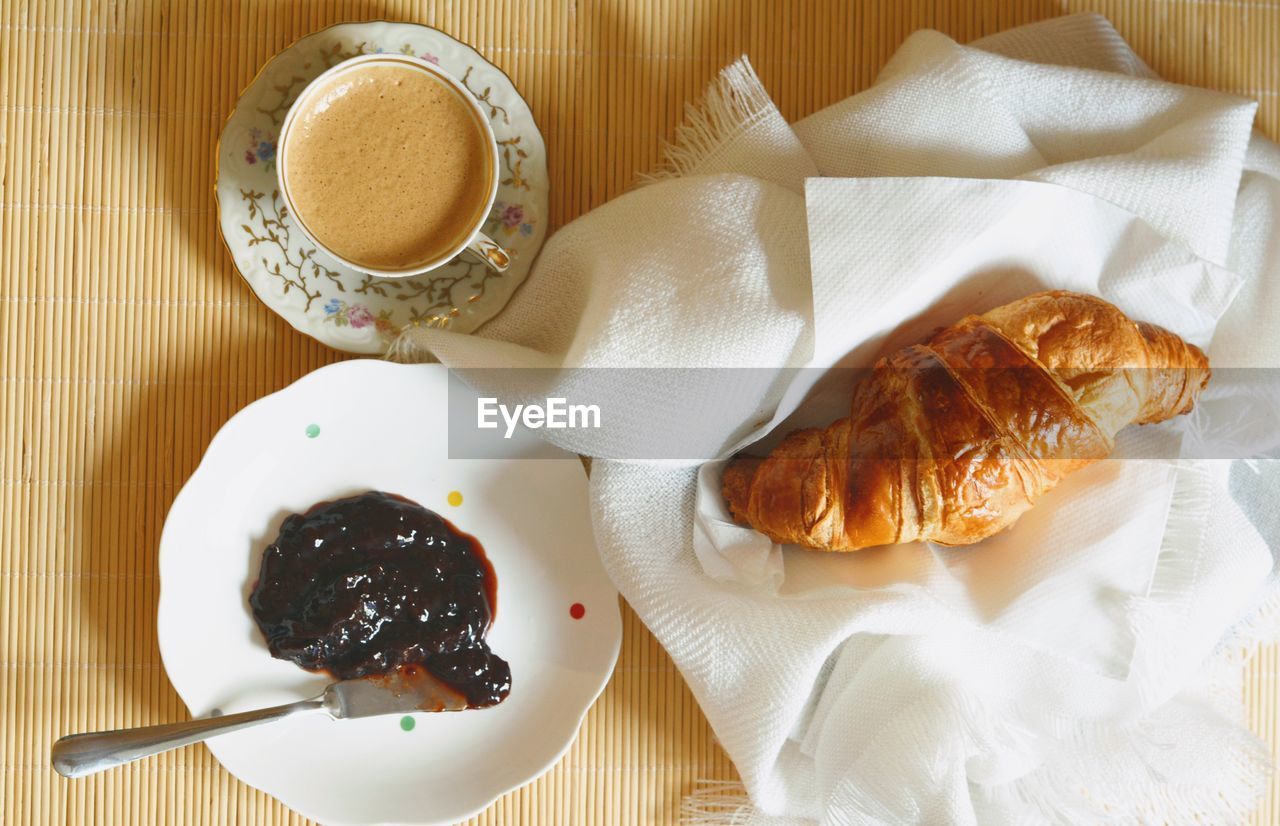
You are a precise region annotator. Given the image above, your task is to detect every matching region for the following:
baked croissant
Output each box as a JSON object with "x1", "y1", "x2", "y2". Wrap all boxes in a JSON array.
[{"x1": 722, "y1": 291, "x2": 1209, "y2": 551}]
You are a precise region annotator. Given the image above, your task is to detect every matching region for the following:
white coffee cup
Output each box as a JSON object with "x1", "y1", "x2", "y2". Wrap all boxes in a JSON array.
[{"x1": 276, "y1": 53, "x2": 510, "y2": 277}]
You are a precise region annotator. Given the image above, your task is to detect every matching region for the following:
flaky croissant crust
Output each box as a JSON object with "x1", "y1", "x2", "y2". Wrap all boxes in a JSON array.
[{"x1": 722, "y1": 291, "x2": 1210, "y2": 552}]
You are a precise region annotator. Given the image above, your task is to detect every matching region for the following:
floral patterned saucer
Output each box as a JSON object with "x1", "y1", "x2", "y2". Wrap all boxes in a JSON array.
[{"x1": 216, "y1": 21, "x2": 548, "y2": 354}]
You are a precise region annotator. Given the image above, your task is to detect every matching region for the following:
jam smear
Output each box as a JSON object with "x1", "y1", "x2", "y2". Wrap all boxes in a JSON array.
[{"x1": 249, "y1": 490, "x2": 511, "y2": 708}]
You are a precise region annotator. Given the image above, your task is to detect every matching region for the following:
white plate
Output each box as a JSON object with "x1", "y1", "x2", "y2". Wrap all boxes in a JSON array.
[
  {"x1": 157, "y1": 361, "x2": 620, "y2": 825},
  {"x1": 215, "y1": 21, "x2": 550, "y2": 353}
]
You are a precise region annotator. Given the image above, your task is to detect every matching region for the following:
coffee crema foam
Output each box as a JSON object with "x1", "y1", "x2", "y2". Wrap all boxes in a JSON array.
[{"x1": 283, "y1": 64, "x2": 490, "y2": 271}]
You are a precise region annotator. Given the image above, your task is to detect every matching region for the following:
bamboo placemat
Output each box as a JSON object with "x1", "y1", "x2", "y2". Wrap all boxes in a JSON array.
[{"x1": 2, "y1": 1, "x2": 1277, "y2": 823}]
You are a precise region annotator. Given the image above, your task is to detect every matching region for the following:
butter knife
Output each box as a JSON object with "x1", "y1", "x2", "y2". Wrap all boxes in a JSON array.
[{"x1": 51, "y1": 668, "x2": 467, "y2": 778}]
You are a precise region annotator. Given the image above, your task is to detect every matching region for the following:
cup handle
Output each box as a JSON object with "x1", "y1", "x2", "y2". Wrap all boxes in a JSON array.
[{"x1": 466, "y1": 231, "x2": 511, "y2": 273}]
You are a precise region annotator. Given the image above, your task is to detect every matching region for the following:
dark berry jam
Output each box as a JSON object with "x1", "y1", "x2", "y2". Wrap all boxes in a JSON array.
[{"x1": 249, "y1": 490, "x2": 510, "y2": 708}]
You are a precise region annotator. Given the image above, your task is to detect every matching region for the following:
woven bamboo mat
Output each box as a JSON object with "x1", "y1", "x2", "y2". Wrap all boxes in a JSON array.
[{"x1": 2, "y1": 1, "x2": 1278, "y2": 823}]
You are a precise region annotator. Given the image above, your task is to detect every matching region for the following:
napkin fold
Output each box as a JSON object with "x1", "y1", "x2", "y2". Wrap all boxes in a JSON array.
[{"x1": 393, "y1": 13, "x2": 1280, "y2": 824}]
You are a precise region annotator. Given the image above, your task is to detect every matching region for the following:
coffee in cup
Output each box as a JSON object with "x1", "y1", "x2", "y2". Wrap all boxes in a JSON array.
[{"x1": 278, "y1": 55, "x2": 509, "y2": 276}]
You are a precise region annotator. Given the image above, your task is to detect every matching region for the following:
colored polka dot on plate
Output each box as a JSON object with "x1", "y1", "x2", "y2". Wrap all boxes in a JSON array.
[
  {"x1": 399, "y1": 715, "x2": 415, "y2": 732},
  {"x1": 304, "y1": 423, "x2": 320, "y2": 438},
  {"x1": 569, "y1": 602, "x2": 585, "y2": 620},
  {"x1": 447, "y1": 490, "x2": 463, "y2": 507}
]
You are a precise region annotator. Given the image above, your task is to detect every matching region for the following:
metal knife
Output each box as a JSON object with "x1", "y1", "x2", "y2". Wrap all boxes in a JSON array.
[{"x1": 51, "y1": 667, "x2": 467, "y2": 778}]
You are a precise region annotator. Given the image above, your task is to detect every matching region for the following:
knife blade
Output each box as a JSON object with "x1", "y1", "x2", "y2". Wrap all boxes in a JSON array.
[{"x1": 324, "y1": 666, "x2": 469, "y2": 717}]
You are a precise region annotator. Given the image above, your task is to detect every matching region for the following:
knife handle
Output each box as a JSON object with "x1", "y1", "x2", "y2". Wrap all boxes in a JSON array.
[{"x1": 51, "y1": 696, "x2": 326, "y2": 778}]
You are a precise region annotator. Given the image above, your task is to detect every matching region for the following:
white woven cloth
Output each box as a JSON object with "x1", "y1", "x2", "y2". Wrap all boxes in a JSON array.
[{"x1": 394, "y1": 14, "x2": 1280, "y2": 824}]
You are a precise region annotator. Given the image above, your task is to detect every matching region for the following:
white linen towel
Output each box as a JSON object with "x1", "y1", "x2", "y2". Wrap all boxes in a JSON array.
[{"x1": 393, "y1": 14, "x2": 1280, "y2": 823}]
